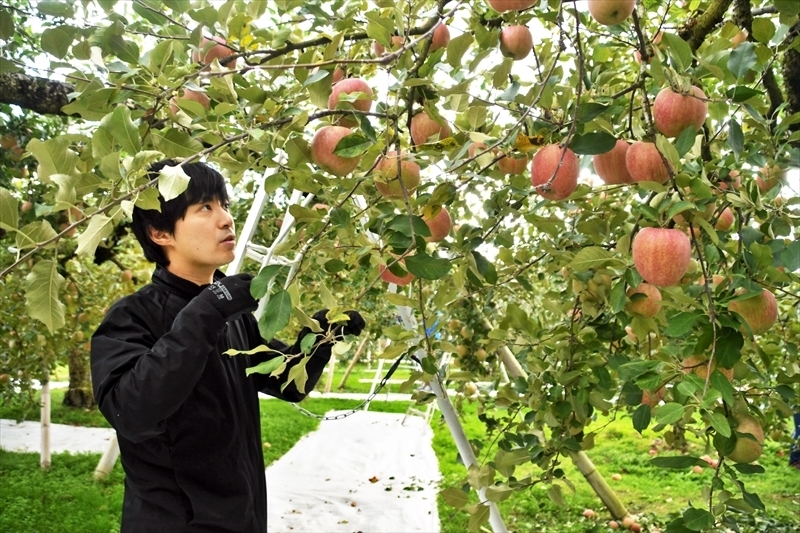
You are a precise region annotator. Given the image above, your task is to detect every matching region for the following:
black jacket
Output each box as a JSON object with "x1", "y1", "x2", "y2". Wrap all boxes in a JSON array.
[{"x1": 91, "y1": 266, "x2": 332, "y2": 533}]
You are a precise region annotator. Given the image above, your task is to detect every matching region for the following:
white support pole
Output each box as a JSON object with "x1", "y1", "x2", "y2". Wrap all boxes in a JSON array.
[
  {"x1": 323, "y1": 354, "x2": 336, "y2": 393},
  {"x1": 94, "y1": 434, "x2": 120, "y2": 480},
  {"x1": 363, "y1": 356, "x2": 385, "y2": 412},
  {"x1": 227, "y1": 169, "x2": 273, "y2": 275},
  {"x1": 40, "y1": 372, "x2": 51, "y2": 470}
]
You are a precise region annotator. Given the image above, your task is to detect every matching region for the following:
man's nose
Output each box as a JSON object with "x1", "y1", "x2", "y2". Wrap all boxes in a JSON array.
[{"x1": 218, "y1": 206, "x2": 234, "y2": 228}]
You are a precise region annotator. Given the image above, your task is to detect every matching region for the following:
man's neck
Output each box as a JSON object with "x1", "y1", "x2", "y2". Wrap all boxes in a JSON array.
[{"x1": 165, "y1": 263, "x2": 215, "y2": 286}]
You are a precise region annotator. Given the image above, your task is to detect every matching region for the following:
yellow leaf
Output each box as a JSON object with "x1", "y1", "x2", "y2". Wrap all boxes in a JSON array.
[{"x1": 514, "y1": 133, "x2": 547, "y2": 153}]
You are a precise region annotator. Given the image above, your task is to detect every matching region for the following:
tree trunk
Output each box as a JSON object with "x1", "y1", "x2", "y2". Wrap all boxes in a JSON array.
[
  {"x1": 0, "y1": 73, "x2": 73, "y2": 116},
  {"x1": 63, "y1": 347, "x2": 94, "y2": 408}
]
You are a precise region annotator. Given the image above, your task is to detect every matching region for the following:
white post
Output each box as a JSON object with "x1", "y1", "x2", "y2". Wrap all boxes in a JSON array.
[
  {"x1": 94, "y1": 434, "x2": 120, "y2": 480},
  {"x1": 363, "y1": 356, "x2": 385, "y2": 411},
  {"x1": 323, "y1": 354, "x2": 336, "y2": 393},
  {"x1": 40, "y1": 371, "x2": 51, "y2": 470}
]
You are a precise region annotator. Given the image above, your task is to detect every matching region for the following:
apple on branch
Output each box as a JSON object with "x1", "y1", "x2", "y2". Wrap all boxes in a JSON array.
[
  {"x1": 410, "y1": 111, "x2": 452, "y2": 146},
  {"x1": 499, "y1": 25, "x2": 533, "y2": 61},
  {"x1": 587, "y1": 0, "x2": 636, "y2": 26},
  {"x1": 726, "y1": 414, "x2": 765, "y2": 464},
  {"x1": 653, "y1": 85, "x2": 709, "y2": 138},
  {"x1": 328, "y1": 78, "x2": 373, "y2": 128},
  {"x1": 486, "y1": 0, "x2": 539, "y2": 13},
  {"x1": 430, "y1": 23, "x2": 451, "y2": 52},
  {"x1": 374, "y1": 150, "x2": 421, "y2": 198},
  {"x1": 192, "y1": 36, "x2": 237, "y2": 67},
  {"x1": 422, "y1": 206, "x2": 452, "y2": 242},
  {"x1": 593, "y1": 139, "x2": 634, "y2": 185},
  {"x1": 531, "y1": 144, "x2": 579, "y2": 201},
  {"x1": 310, "y1": 126, "x2": 362, "y2": 176},
  {"x1": 631, "y1": 227, "x2": 691, "y2": 287},
  {"x1": 728, "y1": 288, "x2": 778, "y2": 335},
  {"x1": 626, "y1": 141, "x2": 672, "y2": 184},
  {"x1": 626, "y1": 283, "x2": 662, "y2": 318}
]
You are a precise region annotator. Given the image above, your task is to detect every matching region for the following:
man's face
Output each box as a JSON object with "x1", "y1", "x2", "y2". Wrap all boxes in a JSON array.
[{"x1": 153, "y1": 198, "x2": 236, "y2": 282}]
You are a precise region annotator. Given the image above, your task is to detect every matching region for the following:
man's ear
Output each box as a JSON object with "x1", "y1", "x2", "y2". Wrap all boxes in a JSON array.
[{"x1": 148, "y1": 226, "x2": 173, "y2": 247}]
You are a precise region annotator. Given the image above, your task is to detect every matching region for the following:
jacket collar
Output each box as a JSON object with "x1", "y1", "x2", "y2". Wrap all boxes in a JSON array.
[{"x1": 152, "y1": 265, "x2": 227, "y2": 299}]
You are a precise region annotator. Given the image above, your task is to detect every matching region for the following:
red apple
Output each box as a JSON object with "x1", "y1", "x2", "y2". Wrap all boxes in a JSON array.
[
  {"x1": 626, "y1": 282, "x2": 662, "y2": 318},
  {"x1": 727, "y1": 414, "x2": 764, "y2": 463},
  {"x1": 622, "y1": 516, "x2": 635, "y2": 529},
  {"x1": 731, "y1": 28, "x2": 748, "y2": 49},
  {"x1": 120, "y1": 270, "x2": 133, "y2": 282},
  {"x1": 430, "y1": 23, "x2": 451, "y2": 52},
  {"x1": 641, "y1": 387, "x2": 666, "y2": 408},
  {"x1": 310, "y1": 126, "x2": 362, "y2": 176},
  {"x1": 632, "y1": 227, "x2": 691, "y2": 287},
  {"x1": 531, "y1": 144, "x2": 579, "y2": 201},
  {"x1": 692, "y1": 465, "x2": 704, "y2": 474},
  {"x1": 468, "y1": 142, "x2": 489, "y2": 159},
  {"x1": 169, "y1": 88, "x2": 211, "y2": 114},
  {"x1": 498, "y1": 154, "x2": 528, "y2": 174},
  {"x1": 328, "y1": 78, "x2": 373, "y2": 128},
  {"x1": 486, "y1": 0, "x2": 539, "y2": 12},
  {"x1": 718, "y1": 169, "x2": 741, "y2": 191},
  {"x1": 682, "y1": 354, "x2": 734, "y2": 381},
  {"x1": 582, "y1": 508, "x2": 596, "y2": 519},
  {"x1": 410, "y1": 111, "x2": 452, "y2": 145},
  {"x1": 373, "y1": 36, "x2": 406, "y2": 56},
  {"x1": 728, "y1": 289, "x2": 778, "y2": 335},
  {"x1": 587, "y1": 0, "x2": 636, "y2": 26},
  {"x1": 611, "y1": 473, "x2": 622, "y2": 481},
  {"x1": 593, "y1": 139, "x2": 634, "y2": 185},
  {"x1": 192, "y1": 36, "x2": 237, "y2": 67},
  {"x1": 379, "y1": 261, "x2": 414, "y2": 286},
  {"x1": 626, "y1": 141, "x2": 672, "y2": 184},
  {"x1": 756, "y1": 164, "x2": 785, "y2": 192},
  {"x1": 374, "y1": 150, "x2": 421, "y2": 198},
  {"x1": 609, "y1": 520, "x2": 620, "y2": 530},
  {"x1": 653, "y1": 86, "x2": 708, "y2": 138},
  {"x1": 715, "y1": 207, "x2": 734, "y2": 231},
  {"x1": 499, "y1": 25, "x2": 532, "y2": 61},
  {"x1": 21, "y1": 201, "x2": 33, "y2": 213},
  {"x1": 423, "y1": 206, "x2": 452, "y2": 242}
]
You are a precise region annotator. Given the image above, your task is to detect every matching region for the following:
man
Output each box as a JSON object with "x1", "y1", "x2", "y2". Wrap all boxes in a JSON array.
[{"x1": 91, "y1": 160, "x2": 364, "y2": 532}]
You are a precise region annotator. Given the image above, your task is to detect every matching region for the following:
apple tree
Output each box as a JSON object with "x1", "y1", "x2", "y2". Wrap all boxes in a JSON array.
[{"x1": 1, "y1": 0, "x2": 799, "y2": 530}]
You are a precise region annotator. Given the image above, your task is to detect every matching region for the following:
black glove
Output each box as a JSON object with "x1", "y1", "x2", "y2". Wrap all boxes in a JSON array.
[
  {"x1": 312, "y1": 309, "x2": 366, "y2": 338},
  {"x1": 196, "y1": 273, "x2": 258, "y2": 322}
]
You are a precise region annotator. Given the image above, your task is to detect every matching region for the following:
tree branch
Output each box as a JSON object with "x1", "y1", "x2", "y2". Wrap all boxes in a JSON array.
[
  {"x1": 678, "y1": 0, "x2": 734, "y2": 52},
  {"x1": 782, "y1": 22, "x2": 800, "y2": 136},
  {"x1": 0, "y1": 73, "x2": 73, "y2": 116}
]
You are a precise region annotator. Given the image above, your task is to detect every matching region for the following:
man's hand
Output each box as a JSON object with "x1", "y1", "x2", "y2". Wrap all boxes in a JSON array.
[
  {"x1": 312, "y1": 310, "x2": 366, "y2": 338},
  {"x1": 196, "y1": 273, "x2": 258, "y2": 322}
]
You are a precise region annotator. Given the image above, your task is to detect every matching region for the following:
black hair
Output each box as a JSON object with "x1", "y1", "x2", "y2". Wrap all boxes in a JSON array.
[{"x1": 132, "y1": 160, "x2": 229, "y2": 266}]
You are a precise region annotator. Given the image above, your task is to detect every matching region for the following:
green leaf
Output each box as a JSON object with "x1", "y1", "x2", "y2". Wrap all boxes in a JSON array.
[
  {"x1": 440, "y1": 487, "x2": 469, "y2": 509},
  {"x1": 0, "y1": 187, "x2": 19, "y2": 231},
  {"x1": 682, "y1": 508, "x2": 714, "y2": 531},
  {"x1": 709, "y1": 412, "x2": 731, "y2": 438},
  {"x1": 151, "y1": 129, "x2": 204, "y2": 158},
  {"x1": 665, "y1": 201, "x2": 696, "y2": 221},
  {"x1": 245, "y1": 355, "x2": 285, "y2": 376},
  {"x1": 726, "y1": 86, "x2": 764, "y2": 103},
  {"x1": 258, "y1": 290, "x2": 292, "y2": 341},
  {"x1": 329, "y1": 207, "x2": 350, "y2": 227},
  {"x1": 324, "y1": 259, "x2": 348, "y2": 273},
  {"x1": 741, "y1": 485, "x2": 765, "y2": 510},
  {"x1": 24, "y1": 260, "x2": 66, "y2": 334},
  {"x1": 664, "y1": 311, "x2": 702, "y2": 337},
  {"x1": 26, "y1": 137, "x2": 79, "y2": 182},
  {"x1": 333, "y1": 133, "x2": 371, "y2": 158},
  {"x1": 0, "y1": 9, "x2": 14, "y2": 41},
  {"x1": 41, "y1": 27, "x2": 73, "y2": 59},
  {"x1": 728, "y1": 42, "x2": 757, "y2": 80},
  {"x1": 710, "y1": 370, "x2": 735, "y2": 405},
  {"x1": 729, "y1": 119, "x2": 743, "y2": 160},
  {"x1": 716, "y1": 327, "x2": 744, "y2": 368},
  {"x1": 660, "y1": 33, "x2": 693, "y2": 71},
  {"x1": 632, "y1": 404, "x2": 652, "y2": 434},
  {"x1": 447, "y1": 32, "x2": 473, "y2": 68},
  {"x1": 568, "y1": 132, "x2": 616, "y2": 155},
  {"x1": 251, "y1": 265, "x2": 284, "y2": 300},
  {"x1": 577, "y1": 103, "x2": 608, "y2": 124},
  {"x1": 158, "y1": 164, "x2": 190, "y2": 202},
  {"x1": 76, "y1": 214, "x2": 113, "y2": 257},
  {"x1": 570, "y1": 246, "x2": 620, "y2": 271},
  {"x1": 16, "y1": 221, "x2": 58, "y2": 250},
  {"x1": 37, "y1": 0, "x2": 75, "y2": 17},
  {"x1": 734, "y1": 463, "x2": 765, "y2": 474},
  {"x1": 656, "y1": 402, "x2": 685, "y2": 425},
  {"x1": 405, "y1": 253, "x2": 451, "y2": 280},
  {"x1": 109, "y1": 106, "x2": 141, "y2": 155},
  {"x1": 0, "y1": 57, "x2": 20, "y2": 73},
  {"x1": 467, "y1": 502, "x2": 491, "y2": 532},
  {"x1": 610, "y1": 280, "x2": 627, "y2": 313},
  {"x1": 650, "y1": 456, "x2": 703, "y2": 469},
  {"x1": 774, "y1": 0, "x2": 800, "y2": 16},
  {"x1": 751, "y1": 18, "x2": 775, "y2": 44},
  {"x1": 674, "y1": 127, "x2": 696, "y2": 157},
  {"x1": 485, "y1": 484, "x2": 514, "y2": 503},
  {"x1": 283, "y1": 355, "x2": 309, "y2": 394}
]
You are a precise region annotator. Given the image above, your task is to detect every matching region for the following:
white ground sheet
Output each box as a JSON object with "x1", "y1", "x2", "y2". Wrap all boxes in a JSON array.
[
  {"x1": 266, "y1": 410, "x2": 441, "y2": 533},
  {"x1": 0, "y1": 419, "x2": 116, "y2": 454}
]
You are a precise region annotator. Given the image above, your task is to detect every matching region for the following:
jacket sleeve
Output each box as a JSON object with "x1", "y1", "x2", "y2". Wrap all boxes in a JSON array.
[
  {"x1": 246, "y1": 318, "x2": 333, "y2": 403},
  {"x1": 91, "y1": 295, "x2": 228, "y2": 443}
]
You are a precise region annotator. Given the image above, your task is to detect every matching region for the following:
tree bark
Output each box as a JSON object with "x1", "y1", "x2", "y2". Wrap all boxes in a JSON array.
[
  {"x1": 63, "y1": 347, "x2": 94, "y2": 408},
  {"x1": 783, "y1": 23, "x2": 800, "y2": 135},
  {"x1": 678, "y1": 0, "x2": 734, "y2": 52},
  {"x1": 0, "y1": 73, "x2": 73, "y2": 116}
]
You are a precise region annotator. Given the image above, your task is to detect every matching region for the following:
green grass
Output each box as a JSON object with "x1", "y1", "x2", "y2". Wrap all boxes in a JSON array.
[{"x1": 430, "y1": 401, "x2": 800, "y2": 533}]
